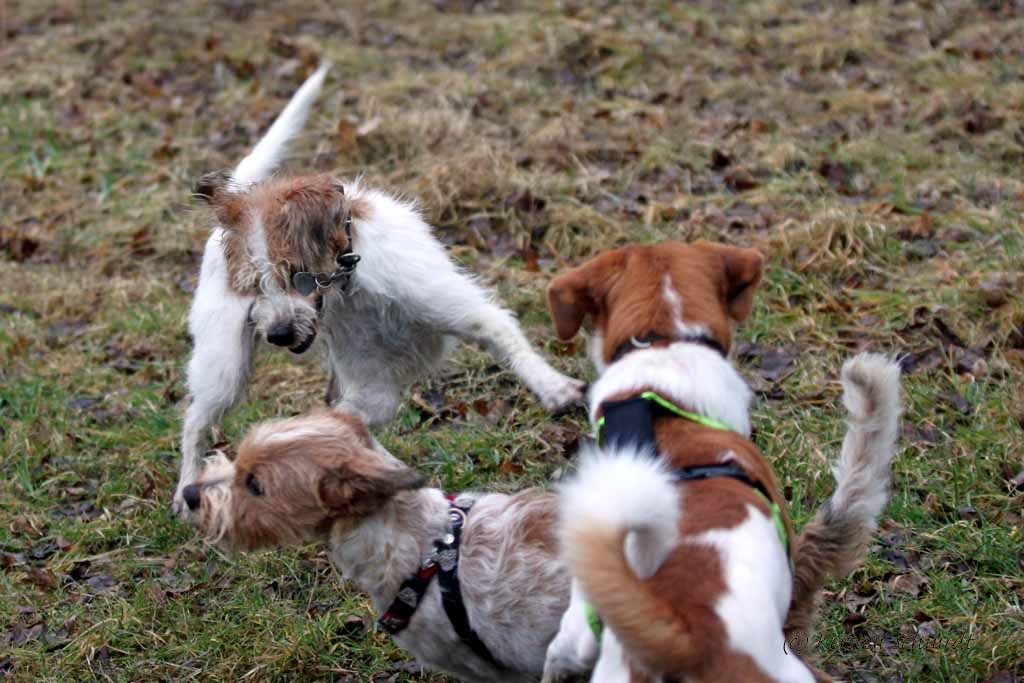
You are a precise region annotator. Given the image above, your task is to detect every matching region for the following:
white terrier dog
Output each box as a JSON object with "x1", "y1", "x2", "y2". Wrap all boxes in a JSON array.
[{"x1": 175, "y1": 65, "x2": 583, "y2": 514}]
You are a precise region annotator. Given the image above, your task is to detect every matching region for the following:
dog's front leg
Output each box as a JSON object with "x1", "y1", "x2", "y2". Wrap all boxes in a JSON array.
[
  {"x1": 542, "y1": 580, "x2": 599, "y2": 682},
  {"x1": 174, "y1": 230, "x2": 256, "y2": 517},
  {"x1": 438, "y1": 293, "x2": 584, "y2": 414}
]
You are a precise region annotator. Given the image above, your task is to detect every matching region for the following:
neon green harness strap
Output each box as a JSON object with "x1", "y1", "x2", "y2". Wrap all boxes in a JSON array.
[
  {"x1": 595, "y1": 390, "x2": 734, "y2": 439},
  {"x1": 585, "y1": 602, "x2": 603, "y2": 641}
]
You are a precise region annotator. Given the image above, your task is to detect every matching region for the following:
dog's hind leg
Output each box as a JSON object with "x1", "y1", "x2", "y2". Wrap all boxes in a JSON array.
[{"x1": 175, "y1": 230, "x2": 256, "y2": 517}]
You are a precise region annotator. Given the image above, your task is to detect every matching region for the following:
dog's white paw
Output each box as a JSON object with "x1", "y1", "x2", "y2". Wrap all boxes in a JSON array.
[
  {"x1": 172, "y1": 484, "x2": 193, "y2": 520},
  {"x1": 537, "y1": 374, "x2": 586, "y2": 414}
]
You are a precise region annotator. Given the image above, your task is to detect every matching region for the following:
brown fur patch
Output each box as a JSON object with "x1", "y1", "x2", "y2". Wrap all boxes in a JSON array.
[
  {"x1": 551, "y1": 242, "x2": 824, "y2": 680},
  {"x1": 201, "y1": 174, "x2": 369, "y2": 295},
  {"x1": 207, "y1": 410, "x2": 423, "y2": 551},
  {"x1": 547, "y1": 240, "x2": 764, "y2": 364}
]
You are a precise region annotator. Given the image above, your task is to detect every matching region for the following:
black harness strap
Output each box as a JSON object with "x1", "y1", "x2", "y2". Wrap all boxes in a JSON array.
[
  {"x1": 377, "y1": 499, "x2": 505, "y2": 671},
  {"x1": 435, "y1": 501, "x2": 504, "y2": 669},
  {"x1": 600, "y1": 395, "x2": 659, "y2": 451},
  {"x1": 610, "y1": 331, "x2": 727, "y2": 364},
  {"x1": 597, "y1": 392, "x2": 790, "y2": 561},
  {"x1": 672, "y1": 463, "x2": 774, "y2": 504}
]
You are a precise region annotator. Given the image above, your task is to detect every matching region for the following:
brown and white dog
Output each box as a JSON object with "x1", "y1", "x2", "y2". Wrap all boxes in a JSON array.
[
  {"x1": 540, "y1": 241, "x2": 902, "y2": 682},
  {"x1": 184, "y1": 410, "x2": 571, "y2": 683},
  {"x1": 176, "y1": 65, "x2": 583, "y2": 515}
]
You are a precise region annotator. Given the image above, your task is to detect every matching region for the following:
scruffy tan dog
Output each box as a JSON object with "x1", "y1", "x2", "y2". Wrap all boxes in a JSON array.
[{"x1": 183, "y1": 410, "x2": 571, "y2": 683}]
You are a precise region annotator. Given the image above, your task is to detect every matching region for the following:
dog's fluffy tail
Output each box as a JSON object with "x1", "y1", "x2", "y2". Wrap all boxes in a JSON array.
[
  {"x1": 559, "y1": 448, "x2": 699, "y2": 673},
  {"x1": 230, "y1": 63, "x2": 329, "y2": 189},
  {"x1": 785, "y1": 352, "x2": 902, "y2": 640}
]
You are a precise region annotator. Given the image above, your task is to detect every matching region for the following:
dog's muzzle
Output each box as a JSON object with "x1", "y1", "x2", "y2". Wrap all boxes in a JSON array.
[
  {"x1": 266, "y1": 322, "x2": 316, "y2": 354},
  {"x1": 182, "y1": 484, "x2": 202, "y2": 511}
]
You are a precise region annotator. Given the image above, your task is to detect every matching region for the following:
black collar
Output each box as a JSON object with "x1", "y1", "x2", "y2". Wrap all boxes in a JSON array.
[
  {"x1": 610, "y1": 331, "x2": 726, "y2": 364},
  {"x1": 292, "y1": 215, "x2": 361, "y2": 295},
  {"x1": 378, "y1": 498, "x2": 505, "y2": 671}
]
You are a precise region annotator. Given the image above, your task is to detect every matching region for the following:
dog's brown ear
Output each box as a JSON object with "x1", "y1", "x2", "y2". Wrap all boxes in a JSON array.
[
  {"x1": 695, "y1": 241, "x2": 764, "y2": 322},
  {"x1": 317, "y1": 459, "x2": 426, "y2": 517},
  {"x1": 547, "y1": 251, "x2": 624, "y2": 341}
]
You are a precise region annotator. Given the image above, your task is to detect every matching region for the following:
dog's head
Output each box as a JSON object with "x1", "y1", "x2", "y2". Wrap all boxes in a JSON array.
[
  {"x1": 195, "y1": 172, "x2": 362, "y2": 354},
  {"x1": 182, "y1": 410, "x2": 426, "y2": 552},
  {"x1": 547, "y1": 240, "x2": 764, "y2": 369}
]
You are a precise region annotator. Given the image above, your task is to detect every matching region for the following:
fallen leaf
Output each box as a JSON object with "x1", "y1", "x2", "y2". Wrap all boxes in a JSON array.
[
  {"x1": 737, "y1": 342, "x2": 800, "y2": 383},
  {"x1": 710, "y1": 148, "x2": 732, "y2": 169},
  {"x1": 899, "y1": 348, "x2": 943, "y2": 374},
  {"x1": 339, "y1": 614, "x2": 366, "y2": 635},
  {"x1": 940, "y1": 390, "x2": 971, "y2": 415},
  {"x1": 356, "y1": 117, "x2": 381, "y2": 137},
  {"x1": 498, "y1": 459, "x2": 525, "y2": 476},
  {"x1": 23, "y1": 567, "x2": 58, "y2": 590},
  {"x1": 957, "y1": 506, "x2": 980, "y2": 524},
  {"x1": 890, "y1": 572, "x2": 928, "y2": 597},
  {"x1": 978, "y1": 272, "x2": 1018, "y2": 307},
  {"x1": 1, "y1": 552, "x2": 26, "y2": 569},
  {"x1": 336, "y1": 119, "x2": 357, "y2": 150},
  {"x1": 0, "y1": 226, "x2": 40, "y2": 262}
]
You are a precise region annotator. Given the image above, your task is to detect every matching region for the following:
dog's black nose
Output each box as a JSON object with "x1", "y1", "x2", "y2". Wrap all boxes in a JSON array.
[
  {"x1": 266, "y1": 323, "x2": 296, "y2": 347},
  {"x1": 182, "y1": 485, "x2": 202, "y2": 511}
]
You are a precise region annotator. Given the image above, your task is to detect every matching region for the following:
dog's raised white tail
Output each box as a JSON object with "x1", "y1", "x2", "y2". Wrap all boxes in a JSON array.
[
  {"x1": 229, "y1": 63, "x2": 329, "y2": 190},
  {"x1": 786, "y1": 352, "x2": 902, "y2": 640}
]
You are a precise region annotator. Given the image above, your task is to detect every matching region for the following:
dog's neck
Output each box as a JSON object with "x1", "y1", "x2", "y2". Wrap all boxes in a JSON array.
[
  {"x1": 327, "y1": 487, "x2": 450, "y2": 612},
  {"x1": 588, "y1": 341, "x2": 753, "y2": 437}
]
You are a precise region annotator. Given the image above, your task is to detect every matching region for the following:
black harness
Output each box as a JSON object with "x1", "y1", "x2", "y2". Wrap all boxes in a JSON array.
[
  {"x1": 378, "y1": 497, "x2": 505, "y2": 670},
  {"x1": 609, "y1": 331, "x2": 727, "y2": 365},
  {"x1": 598, "y1": 393, "x2": 789, "y2": 558},
  {"x1": 599, "y1": 395, "x2": 773, "y2": 499}
]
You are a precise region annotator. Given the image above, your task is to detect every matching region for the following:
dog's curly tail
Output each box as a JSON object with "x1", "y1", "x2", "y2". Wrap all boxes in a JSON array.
[
  {"x1": 785, "y1": 352, "x2": 902, "y2": 641},
  {"x1": 230, "y1": 63, "x2": 329, "y2": 190},
  {"x1": 558, "y1": 449, "x2": 700, "y2": 673}
]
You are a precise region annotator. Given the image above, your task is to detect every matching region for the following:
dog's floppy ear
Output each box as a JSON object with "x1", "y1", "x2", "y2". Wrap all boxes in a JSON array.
[
  {"x1": 547, "y1": 250, "x2": 624, "y2": 341},
  {"x1": 317, "y1": 457, "x2": 426, "y2": 518},
  {"x1": 694, "y1": 241, "x2": 764, "y2": 322}
]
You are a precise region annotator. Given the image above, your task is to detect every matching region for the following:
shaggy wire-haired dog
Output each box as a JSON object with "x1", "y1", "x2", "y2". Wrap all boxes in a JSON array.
[
  {"x1": 183, "y1": 410, "x2": 570, "y2": 683},
  {"x1": 539, "y1": 242, "x2": 902, "y2": 682},
  {"x1": 175, "y1": 65, "x2": 583, "y2": 514}
]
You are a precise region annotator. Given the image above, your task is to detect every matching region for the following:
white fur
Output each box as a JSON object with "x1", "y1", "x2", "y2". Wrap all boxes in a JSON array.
[
  {"x1": 541, "y1": 579, "x2": 599, "y2": 683},
  {"x1": 697, "y1": 507, "x2": 814, "y2": 682},
  {"x1": 190, "y1": 443, "x2": 571, "y2": 683},
  {"x1": 542, "y1": 448, "x2": 680, "y2": 683},
  {"x1": 588, "y1": 332, "x2": 606, "y2": 374},
  {"x1": 175, "y1": 74, "x2": 583, "y2": 515},
  {"x1": 328, "y1": 488, "x2": 570, "y2": 682},
  {"x1": 588, "y1": 629, "x2": 630, "y2": 683},
  {"x1": 560, "y1": 446, "x2": 681, "y2": 579},
  {"x1": 176, "y1": 229, "x2": 256, "y2": 508},
  {"x1": 831, "y1": 353, "x2": 902, "y2": 524},
  {"x1": 588, "y1": 342, "x2": 752, "y2": 437},
  {"x1": 661, "y1": 273, "x2": 711, "y2": 340},
  {"x1": 230, "y1": 63, "x2": 328, "y2": 190}
]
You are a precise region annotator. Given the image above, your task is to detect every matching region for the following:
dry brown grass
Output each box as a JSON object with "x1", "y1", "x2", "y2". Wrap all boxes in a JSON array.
[{"x1": 2, "y1": 1, "x2": 1023, "y2": 681}]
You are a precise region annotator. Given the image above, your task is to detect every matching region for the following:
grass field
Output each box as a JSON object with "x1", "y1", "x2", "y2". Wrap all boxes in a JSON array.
[{"x1": 2, "y1": 1, "x2": 1023, "y2": 681}]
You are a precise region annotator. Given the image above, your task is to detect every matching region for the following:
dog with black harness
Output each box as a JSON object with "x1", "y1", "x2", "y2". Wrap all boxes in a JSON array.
[
  {"x1": 183, "y1": 409, "x2": 573, "y2": 683},
  {"x1": 540, "y1": 241, "x2": 902, "y2": 683}
]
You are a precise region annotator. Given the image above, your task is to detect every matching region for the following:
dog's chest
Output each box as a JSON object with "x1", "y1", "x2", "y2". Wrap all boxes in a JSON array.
[{"x1": 322, "y1": 290, "x2": 447, "y2": 357}]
